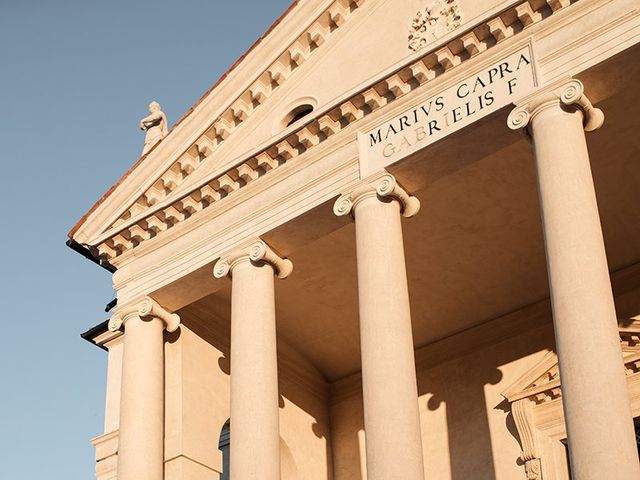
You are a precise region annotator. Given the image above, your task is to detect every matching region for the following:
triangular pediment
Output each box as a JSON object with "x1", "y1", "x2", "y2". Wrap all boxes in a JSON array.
[
  {"x1": 503, "y1": 318, "x2": 640, "y2": 404},
  {"x1": 69, "y1": 0, "x2": 576, "y2": 265}
]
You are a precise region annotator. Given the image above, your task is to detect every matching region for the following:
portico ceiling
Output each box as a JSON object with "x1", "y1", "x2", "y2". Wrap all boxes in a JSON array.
[{"x1": 179, "y1": 45, "x2": 640, "y2": 382}]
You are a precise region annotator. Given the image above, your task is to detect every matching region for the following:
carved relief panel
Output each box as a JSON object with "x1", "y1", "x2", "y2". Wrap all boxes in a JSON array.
[{"x1": 408, "y1": 0, "x2": 463, "y2": 52}]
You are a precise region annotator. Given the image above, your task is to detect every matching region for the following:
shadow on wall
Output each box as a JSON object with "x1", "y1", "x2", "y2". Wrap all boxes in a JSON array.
[
  {"x1": 494, "y1": 398, "x2": 527, "y2": 471},
  {"x1": 424, "y1": 367, "x2": 503, "y2": 480},
  {"x1": 180, "y1": 293, "x2": 554, "y2": 480},
  {"x1": 416, "y1": 322, "x2": 553, "y2": 480},
  {"x1": 327, "y1": 320, "x2": 556, "y2": 480},
  {"x1": 182, "y1": 306, "x2": 334, "y2": 480}
]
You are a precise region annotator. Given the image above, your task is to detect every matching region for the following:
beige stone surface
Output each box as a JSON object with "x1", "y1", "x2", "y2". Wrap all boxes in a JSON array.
[{"x1": 71, "y1": 1, "x2": 640, "y2": 479}]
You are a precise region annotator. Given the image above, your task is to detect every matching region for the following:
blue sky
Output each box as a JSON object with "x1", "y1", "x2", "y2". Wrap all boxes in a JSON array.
[{"x1": 0, "y1": 1, "x2": 292, "y2": 477}]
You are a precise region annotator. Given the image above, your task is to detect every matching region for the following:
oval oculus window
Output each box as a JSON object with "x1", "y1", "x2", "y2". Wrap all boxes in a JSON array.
[{"x1": 285, "y1": 104, "x2": 314, "y2": 127}]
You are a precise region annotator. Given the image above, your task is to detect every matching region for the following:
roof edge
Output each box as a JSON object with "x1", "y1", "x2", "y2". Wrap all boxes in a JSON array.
[{"x1": 80, "y1": 320, "x2": 111, "y2": 352}]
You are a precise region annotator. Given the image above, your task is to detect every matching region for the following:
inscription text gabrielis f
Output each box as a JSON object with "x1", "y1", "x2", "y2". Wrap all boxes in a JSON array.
[
  {"x1": 358, "y1": 46, "x2": 537, "y2": 177},
  {"x1": 408, "y1": 0, "x2": 463, "y2": 52}
]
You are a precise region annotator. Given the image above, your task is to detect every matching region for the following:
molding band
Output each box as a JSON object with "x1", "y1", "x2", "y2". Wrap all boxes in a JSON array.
[
  {"x1": 333, "y1": 171, "x2": 421, "y2": 218},
  {"x1": 507, "y1": 78, "x2": 605, "y2": 133},
  {"x1": 109, "y1": 296, "x2": 181, "y2": 333},
  {"x1": 213, "y1": 238, "x2": 293, "y2": 280}
]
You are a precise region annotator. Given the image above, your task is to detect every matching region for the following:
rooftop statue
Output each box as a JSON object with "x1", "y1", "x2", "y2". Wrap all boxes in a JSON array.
[{"x1": 140, "y1": 101, "x2": 168, "y2": 155}]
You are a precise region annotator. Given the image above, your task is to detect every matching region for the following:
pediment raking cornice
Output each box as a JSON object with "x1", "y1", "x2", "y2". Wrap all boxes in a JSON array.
[{"x1": 74, "y1": 0, "x2": 580, "y2": 264}]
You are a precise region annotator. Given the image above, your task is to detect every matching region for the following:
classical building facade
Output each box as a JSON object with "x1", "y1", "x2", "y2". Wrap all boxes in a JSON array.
[{"x1": 68, "y1": 0, "x2": 640, "y2": 479}]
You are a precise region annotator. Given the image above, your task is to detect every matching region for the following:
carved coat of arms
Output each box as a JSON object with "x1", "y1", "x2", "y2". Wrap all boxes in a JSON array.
[{"x1": 408, "y1": 0, "x2": 463, "y2": 52}]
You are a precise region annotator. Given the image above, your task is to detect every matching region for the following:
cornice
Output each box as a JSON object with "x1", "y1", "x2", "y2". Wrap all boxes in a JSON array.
[
  {"x1": 526, "y1": 0, "x2": 640, "y2": 85},
  {"x1": 111, "y1": 147, "x2": 359, "y2": 302},
  {"x1": 93, "y1": 329, "x2": 124, "y2": 348},
  {"x1": 90, "y1": 0, "x2": 580, "y2": 263},
  {"x1": 331, "y1": 296, "x2": 554, "y2": 406},
  {"x1": 213, "y1": 238, "x2": 293, "y2": 280},
  {"x1": 109, "y1": 296, "x2": 181, "y2": 333},
  {"x1": 333, "y1": 171, "x2": 420, "y2": 218},
  {"x1": 331, "y1": 265, "x2": 640, "y2": 406},
  {"x1": 278, "y1": 345, "x2": 330, "y2": 402},
  {"x1": 180, "y1": 311, "x2": 329, "y2": 401}
]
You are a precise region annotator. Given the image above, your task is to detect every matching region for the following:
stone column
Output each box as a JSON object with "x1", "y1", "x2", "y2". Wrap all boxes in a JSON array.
[
  {"x1": 214, "y1": 239, "x2": 293, "y2": 480},
  {"x1": 508, "y1": 79, "x2": 640, "y2": 479},
  {"x1": 334, "y1": 172, "x2": 425, "y2": 480},
  {"x1": 108, "y1": 297, "x2": 180, "y2": 480}
]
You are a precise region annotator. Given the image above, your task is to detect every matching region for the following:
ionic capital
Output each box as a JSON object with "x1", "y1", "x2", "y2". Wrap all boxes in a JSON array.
[
  {"x1": 213, "y1": 238, "x2": 293, "y2": 280},
  {"x1": 333, "y1": 171, "x2": 420, "y2": 218},
  {"x1": 507, "y1": 78, "x2": 604, "y2": 133},
  {"x1": 108, "y1": 296, "x2": 181, "y2": 333}
]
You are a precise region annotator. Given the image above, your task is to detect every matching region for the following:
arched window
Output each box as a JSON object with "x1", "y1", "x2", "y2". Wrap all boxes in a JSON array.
[{"x1": 219, "y1": 421, "x2": 230, "y2": 480}]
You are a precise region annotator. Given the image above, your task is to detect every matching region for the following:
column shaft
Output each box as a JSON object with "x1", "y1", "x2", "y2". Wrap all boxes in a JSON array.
[
  {"x1": 354, "y1": 196, "x2": 425, "y2": 480},
  {"x1": 530, "y1": 104, "x2": 639, "y2": 479},
  {"x1": 118, "y1": 315, "x2": 165, "y2": 480},
  {"x1": 229, "y1": 260, "x2": 281, "y2": 480}
]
